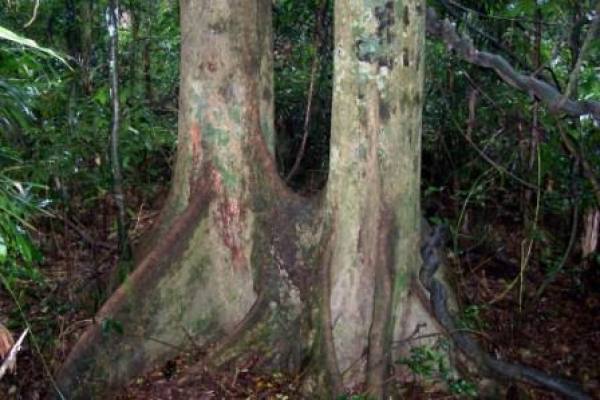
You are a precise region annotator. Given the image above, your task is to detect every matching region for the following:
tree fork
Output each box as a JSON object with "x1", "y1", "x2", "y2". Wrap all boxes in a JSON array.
[{"x1": 56, "y1": 1, "x2": 441, "y2": 398}]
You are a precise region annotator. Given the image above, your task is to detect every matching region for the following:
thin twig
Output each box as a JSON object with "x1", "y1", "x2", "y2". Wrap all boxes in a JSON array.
[
  {"x1": 557, "y1": 1, "x2": 600, "y2": 110},
  {"x1": 285, "y1": 0, "x2": 328, "y2": 183},
  {"x1": 462, "y1": 127, "x2": 537, "y2": 190},
  {"x1": 23, "y1": 0, "x2": 40, "y2": 28},
  {"x1": 557, "y1": 123, "x2": 600, "y2": 205},
  {"x1": 426, "y1": 7, "x2": 600, "y2": 120}
]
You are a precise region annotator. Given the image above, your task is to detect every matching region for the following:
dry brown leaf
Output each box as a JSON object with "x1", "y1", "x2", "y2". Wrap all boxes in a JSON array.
[{"x1": 0, "y1": 323, "x2": 14, "y2": 360}]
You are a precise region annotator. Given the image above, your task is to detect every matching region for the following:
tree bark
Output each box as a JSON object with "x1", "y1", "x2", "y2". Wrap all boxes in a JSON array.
[
  {"x1": 325, "y1": 1, "x2": 430, "y2": 397},
  {"x1": 56, "y1": 1, "x2": 444, "y2": 398}
]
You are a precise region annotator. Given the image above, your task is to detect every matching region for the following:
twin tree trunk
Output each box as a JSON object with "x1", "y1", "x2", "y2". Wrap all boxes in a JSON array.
[{"x1": 57, "y1": 0, "x2": 441, "y2": 398}]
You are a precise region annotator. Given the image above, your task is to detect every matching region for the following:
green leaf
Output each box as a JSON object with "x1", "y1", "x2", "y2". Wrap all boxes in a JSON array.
[
  {"x1": 101, "y1": 318, "x2": 124, "y2": 336},
  {"x1": 0, "y1": 235, "x2": 6, "y2": 262},
  {"x1": 94, "y1": 87, "x2": 110, "y2": 106},
  {"x1": 0, "y1": 25, "x2": 71, "y2": 68},
  {"x1": 14, "y1": 233, "x2": 32, "y2": 263}
]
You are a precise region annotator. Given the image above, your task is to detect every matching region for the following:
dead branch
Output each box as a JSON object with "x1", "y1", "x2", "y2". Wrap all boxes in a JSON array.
[{"x1": 425, "y1": 7, "x2": 600, "y2": 122}]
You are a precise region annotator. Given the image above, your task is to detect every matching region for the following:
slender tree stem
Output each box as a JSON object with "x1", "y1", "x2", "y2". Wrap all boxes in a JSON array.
[
  {"x1": 107, "y1": 0, "x2": 130, "y2": 259},
  {"x1": 285, "y1": 0, "x2": 328, "y2": 183}
]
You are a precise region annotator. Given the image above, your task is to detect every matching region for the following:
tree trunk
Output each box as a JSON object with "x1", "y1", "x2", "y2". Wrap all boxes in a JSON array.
[{"x1": 56, "y1": 1, "x2": 443, "y2": 398}]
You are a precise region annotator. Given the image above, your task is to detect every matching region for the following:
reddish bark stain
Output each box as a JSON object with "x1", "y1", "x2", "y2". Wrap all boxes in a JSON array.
[
  {"x1": 199, "y1": 61, "x2": 218, "y2": 73},
  {"x1": 201, "y1": 143, "x2": 247, "y2": 271},
  {"x1": 189, "y1": 122, "x2": 202, "y2": 189},
  {"x1": 216, "y1": 197, "x2": 247, "y2": 270}
]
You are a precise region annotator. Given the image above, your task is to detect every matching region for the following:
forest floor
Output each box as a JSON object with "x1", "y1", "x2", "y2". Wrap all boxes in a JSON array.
[{"x1": 0, "y1": 193, "x2": 598, "y2": 399}]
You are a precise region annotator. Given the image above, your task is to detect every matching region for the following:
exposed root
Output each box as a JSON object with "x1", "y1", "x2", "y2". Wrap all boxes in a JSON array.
[
  {"x1": 320, "y1": 230, "x2": 344, "y2": 395},
  {"x1": 420, "y1": 226, "x2": 592, "y2": 400},
  {"x1": 177, "y1": 293, "x2": 269, "y2": 386}
]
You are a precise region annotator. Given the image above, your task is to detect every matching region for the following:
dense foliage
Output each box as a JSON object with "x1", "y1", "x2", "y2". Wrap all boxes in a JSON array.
[{"x1": 0, "y1": 0, "x2": 598, "y2": 397}]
